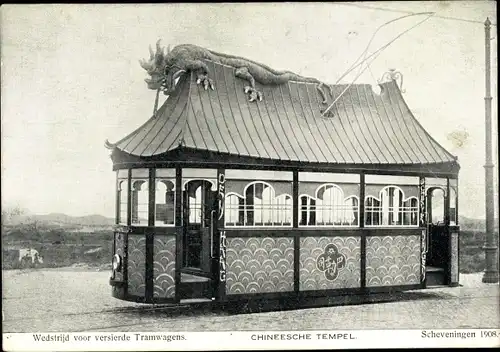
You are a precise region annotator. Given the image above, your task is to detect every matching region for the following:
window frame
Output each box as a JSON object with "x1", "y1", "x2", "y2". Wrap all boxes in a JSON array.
[
  {"x1": 116, "y1": 176, "x2": 129, "y2": 226},
  {"x1": 223, "y1": 180, "x2": 293, "y2": 228},
  {"x1": 154, "y1": 178, "x2": 176, "y2": 227},
  {"x1": 364, "y1": 185, "x2": 419, "y2": 228},
  {"x1": 130, "y1": 178, "x2": 149, "y2": 227},
  {"x1": 298, "y1": 183, "x2": 360, "y2": 228}
]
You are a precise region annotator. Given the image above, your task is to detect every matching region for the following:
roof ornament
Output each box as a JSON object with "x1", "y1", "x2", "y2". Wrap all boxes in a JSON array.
[
  {"x1": 139, "y1": 41, "x2": 333, "y2": 104},
  {"x1": 104, "y1": 139, "x2": 116, "y2": 150},
  {"x1": 178, "y1": 136, "x2": 185, "y2": 147},
  {"x1": 379, "y1": 69, "x2": 405, "y2": 93},
  {"x1": 152, "y1": 88, "x2": 160, "y2": 118}
]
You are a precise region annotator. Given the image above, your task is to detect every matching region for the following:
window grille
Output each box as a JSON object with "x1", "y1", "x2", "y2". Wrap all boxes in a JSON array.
[
  {"x1": 155, "y1": 180, "x2": 175, "y2": 226},
  {"x1": 131, "y1": 180, "x2": 149, "y2": 226},
  {"x1": 189, "y1": 184, "x2": 203, "y2": 224},
  {"x1": 299, "y1": 184, "x2": 358, "y2": 227},
  {"x1": 449, "y1": 187, "x2": 457, "y2": 225},
  {"x1": 117, "y1": 179, "x2": 128, "y2": 225},
  {"x1": 365, "y1": 186, "x2": 418, "y2": 226},
  {"x1": 224, "y1": 181, "x2": 292, "y2": 227}
]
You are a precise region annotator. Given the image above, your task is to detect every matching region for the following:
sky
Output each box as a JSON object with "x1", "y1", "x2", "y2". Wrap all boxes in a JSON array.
[{"x1": 1, "y1": 2, "x2": 497, "y2": 219}]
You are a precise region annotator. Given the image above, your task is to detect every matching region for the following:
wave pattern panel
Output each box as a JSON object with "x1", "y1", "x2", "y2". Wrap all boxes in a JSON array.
[
  {"x1": 226, "y1": 237, "x2": 294, "y2": 295},
  {"x1": 127, "y1": 235, "x2": 146, "y2": 296},
  {"x1": 300, "y1": 236, "x2": 361, "y2": 291},
  {"x1": 153, "y1": 235, "x2": 176, "y2": 299},
  {"x1": 114, "y1": 232, "x2": 125, "y2": 282},
  {"x1": 366, "y1": 235, "x2": 420, "y2": 287},
  {"x1": 450, "y1": 232, "x2": 459, "y2": 284}
]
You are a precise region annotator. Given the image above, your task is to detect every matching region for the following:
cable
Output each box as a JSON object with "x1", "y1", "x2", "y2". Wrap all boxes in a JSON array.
[
  {"x1": 339, "y1": 3, "x2": 496, "y2": 26},
  {"x1": 322, "y1": 12, "x2": 436, "y2": 117},
  {"x1": 335, "y1": 12, "x2": 435, "y2": 85}
]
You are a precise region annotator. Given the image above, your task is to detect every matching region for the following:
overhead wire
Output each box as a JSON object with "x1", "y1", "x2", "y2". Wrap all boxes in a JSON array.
[
  {"x1": 322, "y1": 11, "x2": 436, "y2": 117},
  {"x1": 327, "y1": 7, "x2": 463, "y2": 178},
  {"x1": 339, "y1": 2, "x2": 496, "y2": 26}
]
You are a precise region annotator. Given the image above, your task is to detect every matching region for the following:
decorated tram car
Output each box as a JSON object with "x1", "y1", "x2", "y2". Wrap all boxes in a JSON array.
[{"x1": 106, "y1": 43, "x2": 460, "y2": 308}]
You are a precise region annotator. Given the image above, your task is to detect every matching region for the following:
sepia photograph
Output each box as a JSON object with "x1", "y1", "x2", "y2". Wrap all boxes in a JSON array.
[{"x1": 1, "y1": 1, "x2": 499, "y2": 350}]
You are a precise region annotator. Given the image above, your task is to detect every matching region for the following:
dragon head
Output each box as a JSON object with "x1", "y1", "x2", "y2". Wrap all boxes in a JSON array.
[{"x1": 139, "y1": 40, "x2": 186, "y2": 94}]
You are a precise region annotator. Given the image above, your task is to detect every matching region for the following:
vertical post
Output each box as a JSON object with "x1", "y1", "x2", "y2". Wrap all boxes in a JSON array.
[
  {"x1": 175, "y1": 167, "x2": 183, "y2": 301},
  {"x1": 445, "y1": 178, "x2": 451, "y2": 284},
  {"x1": 419, "y1": 177, "x2": 427, "y2": 285},
  {"x1": 293, "y1": 170, "x2": 300, "y2": 293},
  {"x1": 216, "y1": 169, "x2": 226, "y2": 301},
  {"x1": 127, "y1": 169, "x2": 132, "y2": 226},
  {"x1": 482, "y1": 17, "x2": 499, "y2": 283},
  {"x1": 115, "y1": 172, "x2": 120, "y2": 225},
  {"x1": 359, "y1": 173, "x2": 366, "y2": 289},
  {"x1": 145, "y1": 168, "x2": 155, "y2": 302}
]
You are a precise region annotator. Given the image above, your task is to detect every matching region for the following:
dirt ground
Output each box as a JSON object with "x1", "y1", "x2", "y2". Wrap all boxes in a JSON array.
[{"x1": 2, "y1": 268, "x2": 499, "y2": 332}]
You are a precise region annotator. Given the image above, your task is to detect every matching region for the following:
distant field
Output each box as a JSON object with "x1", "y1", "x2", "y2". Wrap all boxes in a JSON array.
[
  {"x1": 1, "y1": 227, "x2": 493, "y2": 273},
  {"x1": 459, "y1": 230, "x2": 489, "y2": 274},
  {"x1": 2, "y1": 228, "x2": 113, "y2": 270}
]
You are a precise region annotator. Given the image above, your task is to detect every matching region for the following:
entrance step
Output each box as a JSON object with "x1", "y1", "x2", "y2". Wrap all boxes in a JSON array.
[
  {"x1": 181, "y1": 273, "x2": 210, "y2": 283},
  {"x1": 426, "y1": 266, "x2": 446, "y2": 286},
  {"x1": 178, "y1": 280, "x2": 212, "y2": 300},
  {"x1": 180, "y1": 298, "x2": 213, "y2": 304}
]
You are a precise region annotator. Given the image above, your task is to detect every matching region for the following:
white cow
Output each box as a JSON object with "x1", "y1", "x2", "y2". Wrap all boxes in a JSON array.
[{"x1": 18, "y1": 248, "x2": 43, "y2": 264}]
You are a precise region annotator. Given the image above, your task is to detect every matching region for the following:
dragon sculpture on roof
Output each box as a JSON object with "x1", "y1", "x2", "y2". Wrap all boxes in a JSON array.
[{"x1": 139, "y1": 41, "x2": 333, "y2": 103}]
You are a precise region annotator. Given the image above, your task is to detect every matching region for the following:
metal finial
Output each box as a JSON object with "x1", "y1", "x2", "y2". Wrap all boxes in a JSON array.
[{"x1": 379, "y1": 69, "x2": 405, "y2": 93}]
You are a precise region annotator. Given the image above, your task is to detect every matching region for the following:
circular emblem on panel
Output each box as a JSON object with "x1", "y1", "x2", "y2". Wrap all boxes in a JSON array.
[{"x1": 316, "y1": 243, "x2": 347, "y2": 281}]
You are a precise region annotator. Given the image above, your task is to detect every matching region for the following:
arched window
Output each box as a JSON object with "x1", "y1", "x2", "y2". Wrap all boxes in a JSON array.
[
  {"x1": 449, "y1": 187, "x2": 457, "y2": 225},
  {"x1": 225, "y1": 181, "x2": 292, "y2": 227},
  {"x1": 365, "y1": 196, "x2": 381, "y2": 226},
  {"x1": 189, "y1": 184, "x2": 203, "y2": 224},
  {"x1": 275, "y1": 194, "x2": 293, "y2": 226},
  {"x1": 117, "y1": 179, "x2": 128, "y2": 225},
  {"x1": 365, "y1": 186, "x2": 418, "y2": 226},
  {"x1": 300, "y1": 195, "x2": 316, "y2": 226},
  {"x1": 225, "y1": 194, "x2": 244, "y2": 226},
  {"x1": 131, "y1": 180, "x2": 148, "y2": 226},
  {"x1": 344, "y1": 196, "x2": 359, "y2": 226},
  {"x1": 155, "y1": 180, "x2": 175, "y2": 226},
  {"x1": 316, "y1": 184, "x2": 344, "y2": 225},
  {"x1": 402, "y1": 197, "x2": 418, "y2": 226},
  {"x1": 430, "y1": 188, "x2": 445, "y2": 225},
  {"x1": 299, "y1": 184, "x2": 358, "y2": 227}
]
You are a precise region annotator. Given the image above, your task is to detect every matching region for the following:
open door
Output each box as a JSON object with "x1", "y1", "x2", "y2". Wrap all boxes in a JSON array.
[
  {"x1": 426, "y1": 187, "x2": 449, "y2": 285},
  {"x1": 180, "y1": 180, "x2": 216, "y2": 300}
]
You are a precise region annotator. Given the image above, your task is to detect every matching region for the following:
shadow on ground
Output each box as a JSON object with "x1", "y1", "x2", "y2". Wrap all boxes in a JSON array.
[{"x1": 101, "y1": 290, "x2": 456, "y2": 318}]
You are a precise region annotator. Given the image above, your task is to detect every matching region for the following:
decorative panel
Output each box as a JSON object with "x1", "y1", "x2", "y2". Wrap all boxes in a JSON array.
[
  {"x1": 300, "y1": 236, "x2": 361, "y2": 291},
  {"x1": 113, "y1": 232, "x2": 125, "y2": 282},
  {"x1": 153, "y1": 235, "x2": 176, "y2": 299},
  {"x1": 365, "y1": 175, "x2": 419, "y2": 185},
  {"x1": 127, "y1": 235, "x2": 146, "y2": 296},
  {"x1": 299, "y1": 182, "x2": 359, "y2": 199},
  {"x1": 117, "y1": 169, "x2": 128, "y2": 179},
  {"x1": 226, "y1": 237, "x2": 294, "y2": 295},
  {"x1": 450, "y1": 232, "x2": 459, "y2": 284},
  {"x1": 131, "y1": 168, "x2": 149, "y2": 178},
  {"x1": 226, "y1": 170, "x2": 293, "y2": 181},
  {"x1": 365, "y1": 184, "x2": 419, "y2": 199},
  {"x1": 366, "y1": 235, "x2": 420, "y2": 287},
  {"x1": 225, "y1": 180, "x2": 292, "y2": 198},
  {"x1": 299, "y1": 172, "x2": 360, "y2": 183}
]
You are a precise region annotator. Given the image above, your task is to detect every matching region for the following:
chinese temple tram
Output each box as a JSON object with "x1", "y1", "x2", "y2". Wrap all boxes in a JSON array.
[{"x1": 106, "y1": 46, "x2": 460, "y2": 309}]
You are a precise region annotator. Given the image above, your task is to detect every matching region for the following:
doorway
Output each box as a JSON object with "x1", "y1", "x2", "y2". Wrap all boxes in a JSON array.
[
  {"x1": 426, "y1": 187, "x2": 449, "y2": 285},
  {"x1": 179, "y1": 179, "x2": 217, "y2": 300}
]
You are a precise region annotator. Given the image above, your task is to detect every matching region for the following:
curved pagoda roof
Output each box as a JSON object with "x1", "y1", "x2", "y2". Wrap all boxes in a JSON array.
[{"x1": 108, "y1": 59, "x2": 459, "y2": 176}]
